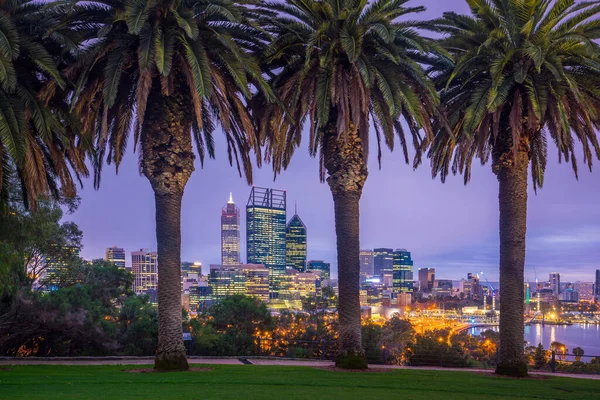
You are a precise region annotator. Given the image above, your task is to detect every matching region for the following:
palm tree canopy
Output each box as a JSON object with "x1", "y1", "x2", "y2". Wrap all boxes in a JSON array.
[
  {"x1": 428, "y1": 0, "x2": 600, "y2": 189},
  {"x1": 66, "y1": 0, "x2": 275, "y2": 186},
  {"x1": 0, "y1": 0, "x2": 88, "y2": 210},
  {"x1": 253, "y1": 0, "x2": 439, "y2": 179}
]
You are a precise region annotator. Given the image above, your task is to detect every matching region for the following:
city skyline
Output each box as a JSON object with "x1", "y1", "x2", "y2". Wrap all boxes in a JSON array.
[{"x1": 62, "y1": 1, "x2": 600, "y2": 284}]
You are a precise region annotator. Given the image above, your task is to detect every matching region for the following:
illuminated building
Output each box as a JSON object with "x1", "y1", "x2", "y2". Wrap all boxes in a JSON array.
[
  {"x1": 221, "y1": 193, "x2": 241, "y2": 265},
  {"x1": 275, "y1": 268, "x2": 321, "y2": 309},
  {"x1": 550, "y1": 272, "x2": 561, "y2": 297},
  {"x1": 392, "y1": 249, "x2": 413, "y2": 295},
  {"x1": 105, "y1": 246, "x2": 126, "y2": 269},
  {"x1": 208, "y1": 264, "x2": 270, "y2": 303},
  {"x1": 44, "y1": 246, "x2": 80, "y2": 290},
  {"x1": 286, "y1": 205, "x2": 307, "y2": 271},
  {"x1": 181, "y1": 261, "x2": 202, "y2": 278},
  {"x1": 306, "y1": 260, "x2": 330, "y2": 280},
  {"x1": 359, "y1": 250, "x2": 374, "y2": 277},
  {"x1": 432, "y1": 279, "x2": 453, "y2": 297},
  {"x1": 131, "y1": 249, "x2": 158, "y2": 297},
  {"x1": 374, "y1": 248, "x2": 393, "y2": 281},
  {"x1": 418, "y1": 268, "x2": 435, "y2": 292},
  {"x1": 571, "y1": 282, "x2": 593, "y2": 302},
  {"x1": 189, "y1": 284, "x2": 213, "y2": 312},
  {"x1": 594, "y1": 269, "x2": 600, "y2": 302},
  {"x1": 246, "y1": 187, "x2": 287, "y2": 296}
]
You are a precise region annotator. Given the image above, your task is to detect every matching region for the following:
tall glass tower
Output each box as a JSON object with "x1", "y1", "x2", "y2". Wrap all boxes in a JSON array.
[
  {"x1": 595, "y1": 269, "x2": 599, "y2": 303},
  {"x1": 246, "y1": 187, "x2": 287, "y2": 296},
  {"x1": 373, "y1": 248, "x2": 393, "y2": 280},
  {"x1": 392, "y1": 249, "x2": 414, "y2": 294},
  {"x1": 105, "y1": 246, "x2": 126, "y2": 269},
  {"x1": 221, "y1": 193, "x2": 240, "y2": 265},
  {"x1": 286, "y1": 204, "x2": 307, "y2": 271}
]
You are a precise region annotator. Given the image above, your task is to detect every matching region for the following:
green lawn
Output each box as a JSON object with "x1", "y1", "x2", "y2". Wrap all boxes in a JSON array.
[{"x1": 1, "y1": 364, "x2": 599, "y2": 400}]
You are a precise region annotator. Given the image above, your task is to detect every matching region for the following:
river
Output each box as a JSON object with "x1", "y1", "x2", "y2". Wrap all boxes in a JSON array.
[{"x1": 470, "y1": 324, "x2": 600, "y2": 357}]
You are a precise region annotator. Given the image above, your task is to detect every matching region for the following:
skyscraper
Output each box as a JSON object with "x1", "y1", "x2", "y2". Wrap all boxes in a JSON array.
[
  {"x1": 247, "y1": 187, "x2": 287, "y2": 296},
  {"x1": 44, "y1": 246, "x2": 80, "y2": 290},
  {"x1": 208, "y1": 264, "x2": 270, "y2": 303},
  {"x1": 373, "y1": 248, "x2": 393, "y2": 280},
  {"x1": 221, "y1": 193, "x2": 240, "y2": 265},
  {"x1": 550, "y1": 272, "x2": 561, "y2": 297},
  {"x1": 392, "y1": 249, "x2": 414, "y2": 295},
  {"x1": 306, "y1": 260, "x2": 331, "y2": 280},
  {"x1": 595, "y1": 270, "x2": 600, "y2": 303},
  {"x1": 131, "y1": 249, "x2": 158, "y2": 296},
  {"x1": 359, "y1": 250, "x2": 374, "y2": 277},
  {"x1": 105, "y1": 246, "x2": 126, "y2": 269},
  {"x1": 418, "y1": 268, "x2": 435, "y2": 292},
  {"x1": 286, "y1": 204, "x2": 307, "y2": 271}
]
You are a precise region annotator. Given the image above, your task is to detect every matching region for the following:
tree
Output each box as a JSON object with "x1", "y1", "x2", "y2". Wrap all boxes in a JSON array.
[
  {"x1": 550, "y1": 341, "x2": 568, "y2": 361},
  {"x1": 532, "y1": 343, "x2": 547, "y2": 369},
  {"x1": 0, "y1": 1, "x2": 88, "y2": 211},
  {"x1": 202, "y1": 295, "x2": 273, "y2": 356},
  {"x1": 66, "y1": 0, "x2": 273, "y2": 370},
  {"x1": 0, "y1": 259, "x2": 133, "y2": 356},
  {"x1": 0, "y1": 198, "x2": 82, "y2": 293},
  {"x1": 254, "y1": 0, "x2": 438, "y2": 368},
  {"x1": 427, "y1": 0, "x2": 600, "y2": 377},
  {"x1": 573, "y1": 346, "x2": 584, "y2": 362}
]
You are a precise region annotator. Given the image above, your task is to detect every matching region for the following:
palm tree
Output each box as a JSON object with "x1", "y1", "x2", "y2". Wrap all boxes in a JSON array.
[
  {"x1": 427, "y1": 0, "x2": 600, "y2": 377},
  {"x1": 66, "y1": 0, "x2": 273, "y2": 370},
  {"x1": 0, "y1": 0, "x2": 88, "y2": 210},
  {"x1": 253, "y1": 0, "x2": 438, "y2": 368}
]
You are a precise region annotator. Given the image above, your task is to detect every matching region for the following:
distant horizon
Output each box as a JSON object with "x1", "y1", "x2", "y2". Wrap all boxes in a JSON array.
[{"x1": 67, "y1": 0, "x2": 600, "y2": 285}]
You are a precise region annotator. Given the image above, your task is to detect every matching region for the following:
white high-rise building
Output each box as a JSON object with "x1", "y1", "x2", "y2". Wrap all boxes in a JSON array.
[
  {"x1": 221, "y1": 193, "x2": 241, "y2": 265},
  {"x1": 550, "y1": 272, "x2": 561, "y2": 297},
  {"x1": 132, "y1": 249, "x2": 158, "y2": 295},
  {"x1": 359, "y1": 250, "x2": 374, "y2": 277}
]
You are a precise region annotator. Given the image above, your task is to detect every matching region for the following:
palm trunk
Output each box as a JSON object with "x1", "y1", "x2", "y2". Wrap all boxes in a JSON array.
[
  {"x1": 323, "y1": 123, "x2": 368, "y2": 369},
  {"x1": 141, "y1": 79, "x2": 195, "y2": 371},
  {"x1": 495, "y1": 148, "x2": 529, "y2": 377}
]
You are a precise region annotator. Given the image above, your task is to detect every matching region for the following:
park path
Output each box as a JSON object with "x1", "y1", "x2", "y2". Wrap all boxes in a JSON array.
[{"x1": 1, "y1": 357, "x2": 598, "y2": 380}]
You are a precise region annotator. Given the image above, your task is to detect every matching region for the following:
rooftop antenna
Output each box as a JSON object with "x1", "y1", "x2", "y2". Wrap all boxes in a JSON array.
[
  {"x1": 295, "y1": 201, "x2": 298, "y2": 215},
  {"x1": 228, "y1": 192, "x2": 233, "y2": 204}
]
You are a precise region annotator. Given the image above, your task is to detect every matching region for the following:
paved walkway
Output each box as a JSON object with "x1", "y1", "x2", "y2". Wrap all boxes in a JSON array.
[{"x1": 1, "y1": 357, "x2": 599, "y2": 380}]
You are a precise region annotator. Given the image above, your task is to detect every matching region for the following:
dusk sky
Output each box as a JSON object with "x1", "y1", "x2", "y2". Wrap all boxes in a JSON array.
[{"x1": 68, "y1": 0, "x2": 600, "y2": 283}]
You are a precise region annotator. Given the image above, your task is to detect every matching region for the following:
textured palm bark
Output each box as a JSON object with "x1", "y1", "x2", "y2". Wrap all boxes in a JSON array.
[
  {"x1": 323, "y1": 124, "x2": 368, "y2": 369},
  {"x1": 141, "y1": 78, "x2": 195, "y2": 371},
  {"x1": 494, "y1": 139, "x2": 529, "y2": 377}
]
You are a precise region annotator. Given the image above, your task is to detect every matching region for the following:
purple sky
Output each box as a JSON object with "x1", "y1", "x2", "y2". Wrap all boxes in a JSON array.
[{"x1": 68, "y1": 1, "x2": 600, "y2": 283}]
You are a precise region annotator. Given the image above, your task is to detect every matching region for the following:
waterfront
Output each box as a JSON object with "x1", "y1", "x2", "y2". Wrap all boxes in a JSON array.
[{"x1": 471, "y1": 324, "x2": 600, "y2": 357}]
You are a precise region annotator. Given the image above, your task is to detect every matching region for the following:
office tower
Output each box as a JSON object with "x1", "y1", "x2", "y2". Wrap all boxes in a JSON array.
[
  {"x1": 105, "y1": 246, "x2": 126, "y2": 269},
  {"x1": 550, "y1": 272, "x2": 561, "y2": 297},
  {"x1": 221, "y1": 193, "x2": 241, "y2": 265},
  {"x1": 573, "y1": 282, "x2": 594, "y2": 302},
  {"x1": 306, "y1": 260, "x2": 331, "y2": 280},
  {"x1": 247, "y1": 187, "x2": 287, "y2": 296},
  {"x1": 373, "y1": 248, "x2": 393, "y2": 280},
  {"x1": 44, "y1": 246, "x2": 80, "y2": 290},
  {"x1": 208, "y1": 264, "x2": 270, "y2": 303},
  {"x1": 596, "y1": 270, "x2": 600, "y2": 303},
  {"x1": 392, "y1": 249, "x2": 414, "y2": 295},
  {"x1": 418, "y1": 268, "x2": 435, "y2": 292},
  {"x1": 359, "y1": 250, "x2": 374, "y2": 277},
  {"x1": 181, "y1": 261, "x2": 202, "y2": 278},
  {"x1": 466, "y1": 272, "x2": 482, "y2": 299},
  {"x1": 286, "y1": 205, "x2": 307, "y2": 271},
  {"x1": 131, "y1": 249, "x2": 158, "y2": 296},
  {"x1": 432, "y1": 279, "x2": 453, "y2": 297}
]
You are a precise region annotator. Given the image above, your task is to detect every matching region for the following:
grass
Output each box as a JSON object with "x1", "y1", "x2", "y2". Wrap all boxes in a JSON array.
[{"x1": 1, "y1": 364, "x2": 600, "y2": 400}]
